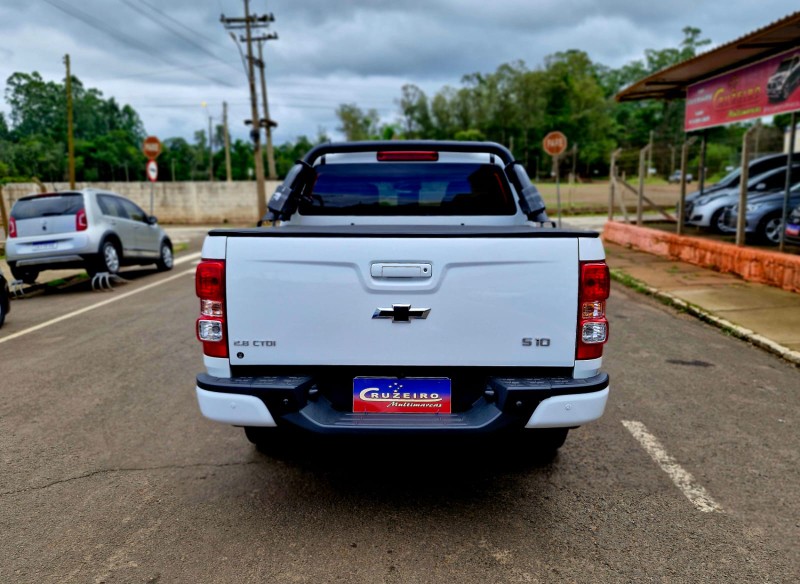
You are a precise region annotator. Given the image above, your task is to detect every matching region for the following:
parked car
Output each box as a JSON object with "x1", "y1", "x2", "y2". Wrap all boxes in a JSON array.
[
  {"x1": 767, "y1": 53, "x2": 800, "y2": 103},
  {"x1": 668, "y1": 170, "x2": 693, "y2": 184},
  {"x1": 684, "y1": 153, "x2": 790, "y2": 204},
  {"x1": 0, "y1": 273, "x2": 9, "y2": 328},
  {"x1": 5, "y1": 189, "x2": 173, "y2": 284},
  {"x1": 685, "y1": 164, "x2": 800, "y2": 233},
  {"x1": 784, "y1": 203, "x2": 800, "y2": 245},
  {"x1": 721, "y1": 184, "x2": 800, "y2": 243}
]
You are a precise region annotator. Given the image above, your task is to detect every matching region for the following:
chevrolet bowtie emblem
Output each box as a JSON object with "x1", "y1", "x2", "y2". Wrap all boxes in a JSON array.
[{"x1": 372, "y1": 304, "x2": 430, "y2": 323}]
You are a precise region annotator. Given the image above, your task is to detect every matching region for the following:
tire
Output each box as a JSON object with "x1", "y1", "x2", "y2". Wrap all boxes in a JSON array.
[
  {"x1": 0, "y1": 284, "x2": 7, "y2": 329},
  {"x1": 520, "y1": 428, "x2": 569, "y2": 460},
  {"x1": 155, "y1": 240, "x2": 174, "y2": 272},
  {"x1": 244, "y1": 426, "x2": 290, "y2": 454},
  {"x1": 10, "y1": 265, "x2": 39, "y2": 284},
  {"x1": 708, "y1": 207, "x2": 727, "y2": 234},
  {"x1": 758, "y1": 212, "x2": 783, "y2": 245},
  {"x1": 89, "y1": 240, "x2": 121, "y2": 276}
]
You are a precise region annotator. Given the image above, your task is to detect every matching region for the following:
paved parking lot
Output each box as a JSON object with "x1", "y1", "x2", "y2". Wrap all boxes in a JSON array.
[{"x1": 1, "y1": 234, "x2": 798, "y2": 583}]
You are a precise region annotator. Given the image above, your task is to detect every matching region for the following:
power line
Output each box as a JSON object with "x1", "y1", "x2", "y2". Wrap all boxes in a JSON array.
[
  {"x1": 95, "y1": 60, "x2": 242, "y2": 82},
  {"x1": 42, "y1": 0, "x2": 236, "y2": 88},
  {"x1": 116, "y1": 0, "x2": 240, "y2": 74}
]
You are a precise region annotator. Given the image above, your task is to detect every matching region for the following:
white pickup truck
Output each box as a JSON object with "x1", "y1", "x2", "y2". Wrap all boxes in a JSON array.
[{"x1": 194, "y1": 141, "x2": 610, "y2": 454}]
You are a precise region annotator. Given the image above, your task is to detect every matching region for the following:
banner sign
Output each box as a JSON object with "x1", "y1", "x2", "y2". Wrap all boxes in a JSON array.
[{"x1": 685, "y1": 48, "x2": 800, "y2": 131}]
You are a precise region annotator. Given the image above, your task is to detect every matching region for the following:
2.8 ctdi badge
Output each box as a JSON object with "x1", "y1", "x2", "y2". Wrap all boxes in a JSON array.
[{"x1": 353, "y1": 378, "x2": 451, "y2": 414}]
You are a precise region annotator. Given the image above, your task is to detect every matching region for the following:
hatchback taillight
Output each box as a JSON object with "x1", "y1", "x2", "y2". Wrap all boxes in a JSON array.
[
  {"x1": 76, "y1": 208, "x2": 88, "y2": 231},
  {"x1": 8, "y1": 217, "x2": 17, "y2": 238},
  {"x1": 196, "y1": 260, "x2": 227, "y2": 358},
  {"x1": 576, "y1": 261, "x2": 610, "y2": 360}
]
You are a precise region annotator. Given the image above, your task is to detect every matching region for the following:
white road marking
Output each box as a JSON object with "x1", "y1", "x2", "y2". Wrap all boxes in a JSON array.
[
  {"x1": 622, "y1": 420, "x2": 723, "y2": 513},
  {"x1": 173, "y1": 251, "x2": 202, "y2": 266},
  {"x1": 0, "y1": 268, "x2": 195, "y2": 345}
]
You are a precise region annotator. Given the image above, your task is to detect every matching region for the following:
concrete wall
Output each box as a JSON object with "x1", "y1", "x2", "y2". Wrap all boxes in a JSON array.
[{"x1": 1, "y1": 181, "x2": 281, "y2": 226}]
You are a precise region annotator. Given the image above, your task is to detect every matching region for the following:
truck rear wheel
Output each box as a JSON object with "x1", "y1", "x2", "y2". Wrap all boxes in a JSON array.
[{"x1": 523, "y1": 428, "x2": 569, "y2": 457}]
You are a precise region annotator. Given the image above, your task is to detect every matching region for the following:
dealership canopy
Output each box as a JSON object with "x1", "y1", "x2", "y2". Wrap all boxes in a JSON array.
[{"x1": 616, "y1": 11, "x2": 800, "y2": 115}]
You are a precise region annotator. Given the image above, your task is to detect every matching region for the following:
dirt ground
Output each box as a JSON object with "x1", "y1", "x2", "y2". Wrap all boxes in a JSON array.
[{"x1": 536, "y1": 181, "x2": 682, "y2": 214}]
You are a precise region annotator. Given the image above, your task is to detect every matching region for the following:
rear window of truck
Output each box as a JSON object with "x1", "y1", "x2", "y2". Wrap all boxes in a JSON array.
[
  {"x1": 11, "y1": 193, "x2": 84, "y2": 219},
  {"x1": 299, "y1": 163, "x2": 517, "y2": 216}
]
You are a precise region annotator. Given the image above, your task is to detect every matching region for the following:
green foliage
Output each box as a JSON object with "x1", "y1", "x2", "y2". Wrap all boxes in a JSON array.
[
  {"x1": 0, "y1": 25, "x2": 778, "y2": 186},
  {"x1": 332, "y1": 25, "x2": 776, "y2": 182},
  {"x1": 1, "y1": 71, "x2": 147, "y2": 182},
  {"x1": 335, "y1": 103, "x2": 380, "y2": 141}
]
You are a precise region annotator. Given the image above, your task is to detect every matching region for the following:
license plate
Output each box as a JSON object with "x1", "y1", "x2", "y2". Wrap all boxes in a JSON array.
[
  {"x1": 33, "y1": 242, "x2": 58, "y2": 251},
  {"x1": 353, "y1": 377, "x2": 451, "y2": 414}
]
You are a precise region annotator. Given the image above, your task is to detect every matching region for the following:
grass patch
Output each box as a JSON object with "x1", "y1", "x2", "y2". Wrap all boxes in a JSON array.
[{"x1": 610, "y1": 269, "x2": 686, "y2": 312}]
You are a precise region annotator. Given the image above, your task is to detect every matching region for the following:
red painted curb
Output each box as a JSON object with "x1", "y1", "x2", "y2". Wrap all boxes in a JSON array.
[{"x1": 602, "y1": 222, "x2": 800, "y2": 294}]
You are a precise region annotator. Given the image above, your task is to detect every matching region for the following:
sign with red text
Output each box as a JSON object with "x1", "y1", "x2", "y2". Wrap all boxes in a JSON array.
[
  {"x1": 685, "y1": 48, "x2": 800, "y2": 131},
  {"x1": 143, "y1": 136, "x2": 162, "y2": 160},
  {"x1": 542, "y1": 131, "x2": 568, "y2": 156}
]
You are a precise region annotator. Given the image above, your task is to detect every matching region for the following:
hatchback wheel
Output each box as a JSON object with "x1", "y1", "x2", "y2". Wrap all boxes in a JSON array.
[
  {"x1": 90, "y1": 240, "x2": 121, "y2": 275},
  {"x1": 709, "y1": 208, "x2": 727, "y2": 234},
  {"x1": 155, "y1": 241, "x2": 174, "y2": 271},
  {"x1": 759, "y1": 212, "x2": 783, "y2": 244}
]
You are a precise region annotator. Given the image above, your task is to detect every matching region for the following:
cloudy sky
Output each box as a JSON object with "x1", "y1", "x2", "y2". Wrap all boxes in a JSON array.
[{"x1": 0, "y1": 0, "x2": 797, "y2": 144}]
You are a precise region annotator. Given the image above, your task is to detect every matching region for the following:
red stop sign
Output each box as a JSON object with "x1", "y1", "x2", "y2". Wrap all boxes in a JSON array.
[
  {"x1": 143, "y1": 136, "x2": 162, "y2": 160},
  {"x1": 542, "y1": 131, "x2": 568, "y2": 156}
]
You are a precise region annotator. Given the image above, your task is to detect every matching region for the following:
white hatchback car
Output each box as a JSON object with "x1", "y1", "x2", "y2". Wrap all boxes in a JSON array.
[{"x1": 5, "y1": 189, "x2": 173, "y2": 283}]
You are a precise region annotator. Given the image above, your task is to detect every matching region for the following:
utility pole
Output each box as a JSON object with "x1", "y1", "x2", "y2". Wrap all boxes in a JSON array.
[
  {"x1": 208, "y1": 112, "x2": 214, "y2": 182},
  {"x1": 647, "y1": 130, "x2": 653, "y2": 180},
  {"x1": 221, "y1": 1, "x2": 275, "y2": 220},
  {"x1": 64, "y1": 54, "x2": 76, "y2": 189},
  {"x1": 223, "y1": 101, "x2": 232, "y2": 182},
  {"x1": 255, "y1": 36, "x2": 278, "y2": 180}
]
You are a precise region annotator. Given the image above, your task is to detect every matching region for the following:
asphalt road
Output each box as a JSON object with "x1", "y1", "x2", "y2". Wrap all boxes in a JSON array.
[{"x1": 1, "y1": 234, "x2": 798, "y2": 583}]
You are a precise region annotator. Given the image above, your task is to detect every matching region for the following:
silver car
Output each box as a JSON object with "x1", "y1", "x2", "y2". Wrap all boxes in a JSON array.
[
  {"x1": 721, "y1": 185, "x2": 800, "y2": 244},
  {"x1": 684, "y1": 165, "x2": 800, "y2": 232},
  {"x1": 5, "y1": 189, "x2": 173, "y2": 283}
]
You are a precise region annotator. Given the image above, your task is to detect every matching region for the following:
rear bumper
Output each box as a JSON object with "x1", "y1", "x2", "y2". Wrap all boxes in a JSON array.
[{"x1": 195, "y1": 372, "x2": 609, "y2": 434}]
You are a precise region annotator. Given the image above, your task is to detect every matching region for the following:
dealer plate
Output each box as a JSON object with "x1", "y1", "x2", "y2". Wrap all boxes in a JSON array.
[{"x1": 353, "y1": 377, "x2": 451, "y2": 414}]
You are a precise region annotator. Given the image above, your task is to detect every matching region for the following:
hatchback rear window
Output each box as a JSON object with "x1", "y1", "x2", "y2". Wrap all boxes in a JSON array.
[
  {"x1": 11, "y1": 193, "x2": 84, "y2": 220},
  {"x1": 299, "y1": 162, "x2": 517, "y2": 216}
]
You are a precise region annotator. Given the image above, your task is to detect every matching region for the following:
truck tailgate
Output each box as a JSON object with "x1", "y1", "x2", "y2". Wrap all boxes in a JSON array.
[{"x1": 225, "y1": 233, "x2": 579, "y2": 368}]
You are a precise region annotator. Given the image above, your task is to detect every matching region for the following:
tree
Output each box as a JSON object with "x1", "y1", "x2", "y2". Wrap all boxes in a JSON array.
[{"x1": 335, "y1": 104, "x2": 380, "y2": 141}]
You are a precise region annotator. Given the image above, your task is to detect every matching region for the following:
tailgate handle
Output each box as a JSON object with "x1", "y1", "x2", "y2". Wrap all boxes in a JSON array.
[{"x1": 370, "y1": 263, "x2": 432, "y2": 278}]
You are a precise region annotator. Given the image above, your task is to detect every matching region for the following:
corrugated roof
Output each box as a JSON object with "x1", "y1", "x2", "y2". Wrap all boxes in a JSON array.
[{"x1": 616, "y1": 11, "x2": 800, "y2": 102}]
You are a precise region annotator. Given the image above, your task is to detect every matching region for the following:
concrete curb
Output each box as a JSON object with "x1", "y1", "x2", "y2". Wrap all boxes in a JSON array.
[
  {"x1": 603, "y1": 221, "x2": 800, "y2": 293},
  {"x1": 610, "y1": 268, "x2": 800, "y2": 367}
]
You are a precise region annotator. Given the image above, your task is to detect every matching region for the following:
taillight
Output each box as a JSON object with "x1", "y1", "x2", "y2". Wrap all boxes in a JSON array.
[
  {"x1": 196, "y1": 260, "x2": 228, "y2": 358},
  {"x1": 377, "y1": 151, "x2": 439, "y2": 162},
  {"x1": 576, "y1": 261, "x2": 610, "y2": 360},
  {"x1": 76, "y1": 208, "x2": 88, "y2": 231},
  {"x1": 8, "y1": 217, "x2": 17, "y2": 238}
]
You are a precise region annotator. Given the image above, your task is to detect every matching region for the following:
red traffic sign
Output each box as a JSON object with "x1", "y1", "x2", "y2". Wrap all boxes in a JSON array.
[
  {"x1": 542, "y1": 131, "x2": 568, "y2": 156},
  {"x1": 143, "y1": 136, "x2": 162, "y2": 160},
  {"x1": 146, "y1": 160, "x2": 158, "y2": 183}
]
